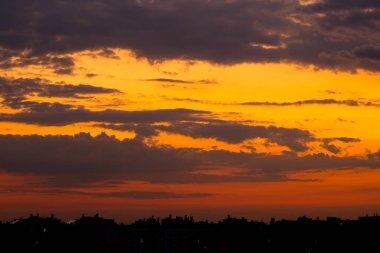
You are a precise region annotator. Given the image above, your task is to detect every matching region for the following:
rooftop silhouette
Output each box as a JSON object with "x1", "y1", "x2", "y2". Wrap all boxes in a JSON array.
[{"x1": 1, "y1": 213, "x2": 380, "y2": 252}]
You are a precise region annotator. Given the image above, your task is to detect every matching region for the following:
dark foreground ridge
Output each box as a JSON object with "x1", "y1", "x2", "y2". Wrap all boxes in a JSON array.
[{"x1": 1, "y1": 214, "x2": 380, "y2": 252}]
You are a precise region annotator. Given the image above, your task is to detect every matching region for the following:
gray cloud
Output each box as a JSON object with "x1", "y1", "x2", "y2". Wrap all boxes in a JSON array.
[
  {"x1": 162, "y1": 97, "x2": 380, "y2": 108},
  {"x1": 96, "y1": 122, "x2": 363, "y2": 153},
  {"x1": 96, "y1": 122, "x2": 314, "y2": 152},
  {"x1": 0, "y1": 133, "x2": 197, "y2": 186},
  {"x1": 0, "y1": 108, "x2": 213, "y2": 126},
  {"x1": 0, "y1": 133, "x2": 379, "y2": 187},
  {"x1": 324, "y1": 90, "x2": 341, "y2": 95},
  {"x1": 159, "y1": 122, "x2": 314, "y2": 152},
  {"x1": 295, "y1": 0, "x2": 380, "y2": 71},
  {"x1": 323, "y1": 137, "x2": 361, "y2": 143},
  {"x1": 0, "y1": 77, "x2": 215, "y2": 127},
  {"x1": 85, "y1": 73, "x2": 98, "y2": 78},
  {"x1": 320, "y1": 137, "x2": 360, "y2": 154},
  {"x1": 0, "y1": 78, "x2": 362, "y2": 154},
  {"x1": 0, "y1": 53, "x2": 75, "y2": 75},
  {"x1": 95, "y1": 123, "x2": 161, "y2": 138},
  {"x1": 338, "y1": 118, "x2": 356, "y2": 123},
  {"x1": 143, "y1": 78, "x2": 217, "y2": 84},
  {"x1": 144, "y1": 78, "x2": 193, "y2": 84},
  {"x1": 240, "y1": 99, "x2": 361, "y2": 107},
  {"x1": 0, "y1": 0, "x2": 379, "y2": 72},
  {"x1": 353, "y1": 45, "x2": 380, "y2": 61},
  {"x1": 0, "y1": 77, "x2": 120, "y2": 111},
  {"x1": 96, "y1": 191, "x2": 212, "y2": 199},
  {"x1": 320, "y1": 143, "x2": 341, "y2": 154},
  {"x1": 161, "y1": 96, "x2": 225, "y2": 106},
  {"x1": 5, "y1": 189, "x2": 212, "y2": 199}
]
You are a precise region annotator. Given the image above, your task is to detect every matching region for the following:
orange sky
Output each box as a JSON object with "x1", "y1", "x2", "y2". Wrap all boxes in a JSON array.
[
  {"x1": 1, "y1": 0, "x2": 380, "y2": 222},
  {"x1": 1, "y1": 50, "x2": 380, "y2": 222}
]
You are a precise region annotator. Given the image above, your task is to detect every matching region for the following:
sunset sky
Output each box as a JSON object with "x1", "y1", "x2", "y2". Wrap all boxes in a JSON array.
[{"x1": 1, "y1": 0, "x2": 380, "y2": 222}]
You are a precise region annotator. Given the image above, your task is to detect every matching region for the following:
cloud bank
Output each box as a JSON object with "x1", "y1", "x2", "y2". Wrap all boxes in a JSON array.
[
  {"x1": 0, "y1": 133, "x2": 377, "y2": 187},
  {"x1": 0, "y1": 77, "x2": 120, "y2": 111},
  {"x1": 0, "y1": 0, "x2": 379, "y2": 72}
]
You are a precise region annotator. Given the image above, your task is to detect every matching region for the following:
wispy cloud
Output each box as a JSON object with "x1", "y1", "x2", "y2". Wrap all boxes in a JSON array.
[
  {"x1": 240, "y1": 99, "x2": 361, "y2": 106},
  {"x1": 0, "y1": 108, "x2": 214, "y2": 126},
  {"x1": 0, "y1": 76, "x2": 120, "y2": 111},
  {"x1": 143, "y1": 78, "x2": 217, "y2": 85},
  {"x1": 6, "y1": 189, "x2": 212, "y2": 200},
  {"x1": 163, "y1": 96, "x2": 380, "y2": 108}
]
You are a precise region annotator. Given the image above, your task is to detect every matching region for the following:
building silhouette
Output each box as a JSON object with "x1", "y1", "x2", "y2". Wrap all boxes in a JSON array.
[{"x1": 1, "y1": 213, "x2": 380, "y2": 252}]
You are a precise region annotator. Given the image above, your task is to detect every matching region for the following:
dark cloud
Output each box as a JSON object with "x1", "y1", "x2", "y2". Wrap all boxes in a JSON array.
[
  {"x1": 338, "y1": 118, "x2": 356, "y2": 123},
  {"x1": 159, "y1": 122, "x2": 314, "y2": 152},
  {"x1": 96, "y1": 123, "x2": 161, "y2": 138},
  {"x1": 97, "y1": 48, "x2": 120, "y2": 59},
  {"x1": 0, "y1": 52, "x2": 75, "y2": 75},
  {"x1": 144, "y1": 78, "x2": 193, "y2": 84},
  {"x1": 0, "y1": 133, "x2": 197, "y2": 186},
  {"x1": 163, "y1": 97, "x2": 380, "y2": 107},
  {"x1": 8, "y1": 189, "x2": 212, "y2": 199},
  {"x1": 295, "y1": 0, "x2": 380, "y2": 71},
  {"x1": 240, "y1": 99, "x2": 361, "y2": 107},
  {"x1": 324, "y1": 90, "x2": 341, "y2": 95},
  {"x1": 0, "y1": 0, "x2": 379, "y2": 72},
  {"x1": 0, "y1": 78, "x2": 362, "y2": 153},
  {"x1": 161, "y1": 96, "x2": 224, "y2": 105},
  {"x1": 96, "y1": 122, "x2": 362, "y2": 153},
  {"x1": 96, "y1": 122, "x2": 363, "y2": 156},
  {"x1": 0, "y1": 77, "x2": 120, "y2": 111},
  {"x1": 320, "y1": 137, "x2": 360, "y2": 154},
  {"x1": 85, "y1": 73, "x2": 98, "y2": 78},
  {"x1": 98, "y1": 121, "x2": 367, "y2": 155},
  {"x1": 97, "y1": 191, "x2": 212, "y2": 199},
  {"x1": 320, "y1": 143, "x2": 341, "y2": 154},
  {"x1": 143, "y1": 78, "x2": 217, "y2": 84},
  {"x1": 323, "y1": 137, "x2": 361, "y2": 143},
  {"x1": 353, "y1": 45, "x2": 380, "y2": 61},
  {"x1": 304, "y1": 0, "x2": 380, "y2": 11},
  {"x1": 97, "y1": 122, "x2": 314, "y2": 151},
  {"x1": 0, "y1": 108, "x2": 213, "y2": 126},
  {"x1": 0, "y1": 133, "x2": 379, "y2": 187}
]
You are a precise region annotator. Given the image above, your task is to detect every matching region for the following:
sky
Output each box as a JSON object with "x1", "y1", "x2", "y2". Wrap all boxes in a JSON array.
[{"x1": 1, "y1": 0, "x2": 380, "y2": 222}]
